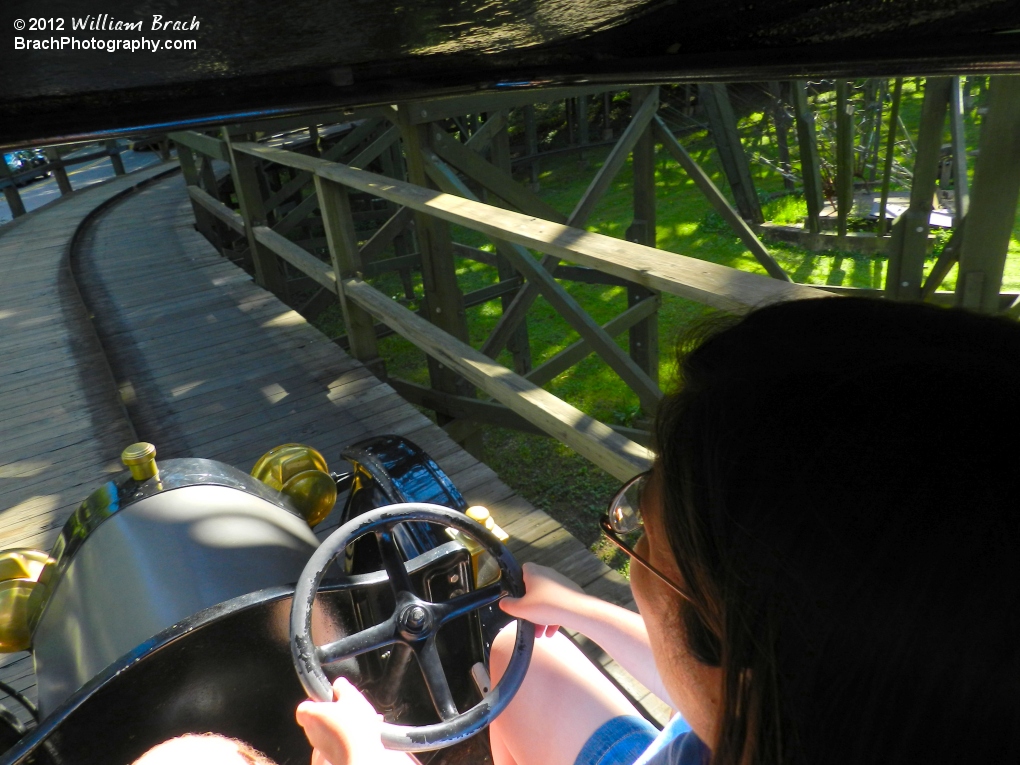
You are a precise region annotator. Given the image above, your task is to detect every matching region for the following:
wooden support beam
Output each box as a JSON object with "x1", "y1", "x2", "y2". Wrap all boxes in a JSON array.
[
  {"x1": 263, "y1": 118, "x2": 384, "y2": 213},
  {"x1": 430, "y1": 124, "x2": 566, "y2": 223},
  {"x1": 769, "y1": 82, "x2": 796, "y2": 194},
  {"x1": 348, "y1": 125, "x2": 400, "y2": 169},
  {"x1": 885, "y1": 77, "x2": 951, "y2": 301},
  {"x1": 396, "y1": 103, "x2": 478, "y2": 447},
  {"x1": 359, "y1": 205, "x2": 414, "y2": 262},
  {"x1": 342, "y1": 276, "x2": 653, "y2": 480},
  {"x1": 653, "y1": 117, "x2": 790, "y2": 282},
  {"x1": 167, "y1": 130, "x2": 231, "y2": 162},
  {"x1": 178, "y1": 144, "x2": 219, "y2": 243},
  {"x1": 490, "y1": 113, "x2": 534, "y2": 375},
  {"x1": 628, "y1": 86, "x2": 660, "y2": 391},
  {"x1": 233, "y1": 141, "x2": 830, "y2": 313},
  {"x1": 524, "y1": 105, "x2": 540, "y2": 190},
  {"x1": 314, "y1": 177, "x2": 380, "y2": 363},
  {"x1": 699, "y1": 83, "x2": 763, "y2": 224},
  {"x1": 528, "y1": 293, "x2": 660, "y2": 387},
  {"x1": 187, "y1": 186, "x2": 246, "y2": 232},
  {"x1": 0, "y1": 156, "x2": 26, "y2": 218},
  {"x1": 105, "y1": 140, "x2": 126, "y2": 175},
  {"x1": 792, "y1": 81, "x2": 824, "y2": 234},
  {"x1": 44, "y1": 148, "x2": 72, "y2": 195},
  {"x1": 920, "y1": 218, "x2": 965, "y2": 300},
  {"x1": 835, "y1": 81, "x2": 855, "y2": 237},
  {"x1": 389, "y1": 378, "x2": 650, "y2": 447},
  {"x1": 422, "y1": 152, "x2": 663, "y2": 412},
  {"x1": 478, "y1": 87, "x2": 662, "y2": 360},
  {"x1": 464, "y1": 112, "x2": 508, "y2": 152},
  {"x1": 955, "y1": 76, "x2": 1020, "y2": 314},
  {"x1": 949, "y1": 76, "x2": 970, "y2": 219},
  {"x1": 224, "y1": 133, "x2": 289, "y2": 296},
  {"x1": 877, "y1": 78, "x2": 904, "y2": 234}
]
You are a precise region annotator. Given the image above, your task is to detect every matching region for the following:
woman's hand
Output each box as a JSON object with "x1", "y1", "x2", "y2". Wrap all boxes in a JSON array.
[
  {"x1": 500, "y1": 562, "x2": 588, "y2": 637},
  {"x1": 296, "y1": 678, "x2": 414, "y2": 765}
]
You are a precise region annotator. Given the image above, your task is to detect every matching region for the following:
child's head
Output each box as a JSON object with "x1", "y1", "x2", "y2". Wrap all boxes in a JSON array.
[{"x1": 654, "y1": 297, "x2": 1020, "y2": 765}]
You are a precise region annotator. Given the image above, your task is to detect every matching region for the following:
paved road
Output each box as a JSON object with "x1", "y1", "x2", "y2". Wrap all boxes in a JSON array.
[{"x1": 1, "y1": 145, "x2": 169, "y2": 225}]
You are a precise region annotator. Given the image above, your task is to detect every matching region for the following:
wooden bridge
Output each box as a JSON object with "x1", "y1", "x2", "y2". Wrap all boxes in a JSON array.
[{"x1": 3, "y1": 76, "x2": 1019, "y2": 737}]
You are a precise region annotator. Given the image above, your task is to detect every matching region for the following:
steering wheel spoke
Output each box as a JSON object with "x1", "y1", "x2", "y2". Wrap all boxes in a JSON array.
[
  {"x1": 317, "y1": 618, "x2": 398, "y2": 665},
  {"x1": 415, "y1": 637, "x2": 459, "y2": 721},
  {"x1": 376, "y1": 527, "x2": 416, "y2": 596},
  {"x1": 434, "y1": 581, "x2": 506, "y2": 626}
]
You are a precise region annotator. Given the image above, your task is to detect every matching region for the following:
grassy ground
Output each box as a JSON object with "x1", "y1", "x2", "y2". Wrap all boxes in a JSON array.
[{"x1": 314, "y1": 80, "x2": 1020, "y2": 574}]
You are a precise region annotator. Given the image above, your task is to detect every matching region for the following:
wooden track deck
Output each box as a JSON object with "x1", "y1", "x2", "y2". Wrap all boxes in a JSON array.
[{"x1": 0, "y1": 167, "x2": 670, "y2": 730}]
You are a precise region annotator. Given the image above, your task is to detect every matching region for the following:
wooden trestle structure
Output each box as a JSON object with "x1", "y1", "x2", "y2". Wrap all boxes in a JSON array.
[{"x1": 169, "y1": 77, "x2": 1020, "y2": 468}]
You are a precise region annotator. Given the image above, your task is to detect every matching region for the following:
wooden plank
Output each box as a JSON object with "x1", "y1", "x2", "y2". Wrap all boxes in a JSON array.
[
  {"x1": 252, "y1": 149, "x2": 830, "y2": 313},
  {"x1": 342, "y1": 276, "x2": 653, "y2": 480},
  {"x1": 348, "y1": 125, "x2": 400, "y2": 170},
  {"x1": 252, "y1": 226, "x2": 335, "y2": 290},
  {"x1": 168, "y1": 130, "x2": 231, "y2": 162},
  {"x1": 187, "y1": 186, "x2": 246, "y2": 232}
]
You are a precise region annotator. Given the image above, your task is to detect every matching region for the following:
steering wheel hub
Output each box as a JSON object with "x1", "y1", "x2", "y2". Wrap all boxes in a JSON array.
[{"x1": 398, "y1": 604, "x2": 432, "y2": 637}]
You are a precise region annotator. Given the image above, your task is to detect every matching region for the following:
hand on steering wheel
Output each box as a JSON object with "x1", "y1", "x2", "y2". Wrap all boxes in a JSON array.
[{"x1": 290, "y1": 503, "x2": 535, "y2": 752}]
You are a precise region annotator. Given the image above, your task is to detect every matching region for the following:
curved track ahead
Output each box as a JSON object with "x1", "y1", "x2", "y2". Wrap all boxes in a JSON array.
[{"x1": 0, "y1": 168, "x2": 659, "y2": 730}]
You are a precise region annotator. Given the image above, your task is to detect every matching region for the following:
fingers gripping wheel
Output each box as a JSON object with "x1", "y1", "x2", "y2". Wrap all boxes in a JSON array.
[{"x1": 290, "y1": 503, "x2": 535, "y2": 752}]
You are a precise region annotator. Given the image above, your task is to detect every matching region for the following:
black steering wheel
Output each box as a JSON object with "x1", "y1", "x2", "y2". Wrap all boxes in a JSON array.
[{"x1": 290, "y1": 503, "x2": 535, "y2": 752}]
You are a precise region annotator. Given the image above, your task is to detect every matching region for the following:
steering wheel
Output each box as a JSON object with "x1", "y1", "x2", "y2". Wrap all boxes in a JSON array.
[{"x1": 290, "y1": 503, "x2": 536, "y2": 752}]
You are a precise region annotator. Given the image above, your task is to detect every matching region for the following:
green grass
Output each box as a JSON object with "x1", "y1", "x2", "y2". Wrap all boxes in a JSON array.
[{"x1": 314, "y1": 81, "x2": 1020, "y2": 574}]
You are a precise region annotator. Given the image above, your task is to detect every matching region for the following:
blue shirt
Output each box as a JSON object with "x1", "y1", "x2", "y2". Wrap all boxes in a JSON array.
[{"x1": 632, "y1": 714, "x2": 710, "y2": 765}]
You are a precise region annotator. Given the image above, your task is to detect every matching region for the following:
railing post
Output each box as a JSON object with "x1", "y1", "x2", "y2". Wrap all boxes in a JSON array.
[
  {"x1": 885, "y1": 77, "x2": 950, "y2": 301},
  {"x1": 793, "y1": 81, "x2": 824, "y2": 234},
  {"x1": 489, "y1": 110, "x2": 534, "y2": 376},
  {"x1": 955, "y1": 75, "x2": 1020, "y2": 313},
  {"x1": 835, "y1": 81, "x2": 855, "y2": 237},
  {"x1": 396, "y1": 103, "x2": 483, "y2": 455},
  {"x1": 45, "y1": 147, "x2": 72, "y2": 195},
  {"x1": 314, "y1": 175, "x2": 381, "y2": 366},
  {"x1": 1, "y1": 155, "x2": 26, "y2": 218},
  {"x1": 224, "y1": 133, "x2": 289, "y2": 296},
  {"x1": 628, "y1": 86, "x2": 660, "y2": 393},
  {"x1": 699, "y1": 83, "x2": 763, "y2": 224},
  {"x1": 177, "y1": 144, "x2": 218, "y2": 242},
  {"x1": 106, "y1": 140, "x2": 126, "y2": 176}
]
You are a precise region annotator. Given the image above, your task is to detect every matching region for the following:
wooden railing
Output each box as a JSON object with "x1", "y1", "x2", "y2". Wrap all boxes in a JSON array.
[
  {"x1": 169, "y1": 94, "x2": 832, "y2": 481},
  {"x1": 1, "y1": 140, "x2": 137, "y2": 219}
]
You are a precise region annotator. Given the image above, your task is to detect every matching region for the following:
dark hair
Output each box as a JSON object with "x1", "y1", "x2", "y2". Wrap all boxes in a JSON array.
[{"x1": 654, "y1": 297, "x2": 1020, "y2": 765}]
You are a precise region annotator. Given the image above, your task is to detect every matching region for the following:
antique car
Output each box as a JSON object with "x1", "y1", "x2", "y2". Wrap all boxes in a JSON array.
[{"x1": 0, "y1": 436, "x2": 534, "y2": 765}]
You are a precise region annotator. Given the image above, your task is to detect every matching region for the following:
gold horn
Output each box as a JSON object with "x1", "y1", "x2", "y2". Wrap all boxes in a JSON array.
[
  {"x1": 251, "y1": 444, "x2": 337, "y2": 527},
  {"x1": 0, "y1": 549, "x2": 52, "y2": 653}
]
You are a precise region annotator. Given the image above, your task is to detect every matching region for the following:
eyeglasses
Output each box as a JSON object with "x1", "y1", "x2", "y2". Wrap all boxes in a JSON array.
[{"x1": 600, "y1": 470, "x2": 693, "y2": 603}]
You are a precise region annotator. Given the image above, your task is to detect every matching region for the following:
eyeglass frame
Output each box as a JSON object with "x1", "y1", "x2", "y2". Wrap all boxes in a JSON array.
[{"x1": 599, "y1": 470, "x2": 694, "y2": 603}]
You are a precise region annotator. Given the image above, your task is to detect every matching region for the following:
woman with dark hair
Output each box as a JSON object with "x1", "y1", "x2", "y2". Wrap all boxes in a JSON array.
[{"x1": 300, "y1": 297, "x2": 1020, "y2": 765}]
